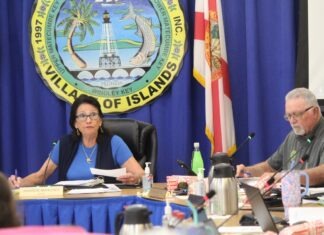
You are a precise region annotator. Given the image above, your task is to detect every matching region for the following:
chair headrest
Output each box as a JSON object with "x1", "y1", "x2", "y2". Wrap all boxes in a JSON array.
[{"x1": 102, "y1": 119, "x2": 140, "y2": 157}]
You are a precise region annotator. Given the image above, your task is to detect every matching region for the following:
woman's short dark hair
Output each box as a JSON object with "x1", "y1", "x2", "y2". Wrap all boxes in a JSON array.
[
  {"x1": 69, "y1": 94, "x2": 104, "y2": 132},
  {"x1": 0, "y1": 172, "x2": 20, "y2": 227}
]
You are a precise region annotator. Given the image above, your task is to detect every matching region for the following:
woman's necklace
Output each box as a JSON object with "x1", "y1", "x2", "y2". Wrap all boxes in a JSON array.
[{"x1": 81, "y1": 143, "x2": 97, "y2": 164}]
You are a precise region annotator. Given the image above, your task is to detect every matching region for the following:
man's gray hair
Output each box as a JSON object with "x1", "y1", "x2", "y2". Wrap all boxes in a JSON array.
[{"x1": 285, "y1": 87, "x2": 319, "y2": 108}]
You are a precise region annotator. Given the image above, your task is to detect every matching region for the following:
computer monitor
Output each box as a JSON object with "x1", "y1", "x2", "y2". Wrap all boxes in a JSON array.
[{"x1": 241, "y1": 182, "x2": 279, "y2": 233}]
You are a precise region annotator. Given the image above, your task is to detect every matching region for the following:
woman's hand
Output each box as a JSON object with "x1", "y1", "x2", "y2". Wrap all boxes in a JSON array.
[
  {"x1": 8, "y1": 175, "x2": 22, "y2": 188},
  {"x1": 117, "y1": 172, "x2": 141, "y2": 185}
]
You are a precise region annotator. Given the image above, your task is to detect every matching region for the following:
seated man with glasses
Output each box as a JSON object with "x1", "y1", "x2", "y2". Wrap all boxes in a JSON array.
[
  {"x1": 8, "y1": 95, "x2": 144, "y2": 187},
  {"x1": 236, "y1": 87, "x2": 324, "y2": 186}
]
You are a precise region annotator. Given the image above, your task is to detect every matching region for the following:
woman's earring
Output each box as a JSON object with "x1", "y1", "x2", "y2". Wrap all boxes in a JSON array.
[
  {"x1": 76, "y1": 128, "x2": 80, "y2": 136},
  {"x1": 100, "y1": 126, "x2": 104, "y2": 133}
]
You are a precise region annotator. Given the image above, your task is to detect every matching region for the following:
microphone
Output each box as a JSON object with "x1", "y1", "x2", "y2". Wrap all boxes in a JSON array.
[
  {"x1": 187, "y1": 190, "x2": 217, "y2": 231},
  {"x1": 176, "y1": 159, "x2": 197, "y2": 176},
  {"x1": 188, "y1": 190, "x2": 216, "y2": 208},
  {"x1": 263, "y1": 154, "x2": 310, "y2": 194},
  {"x1": 275, "y1": 154, "x2": 309, "y2": 183},
  {"x1": 42, "y1": 141, "x2": 57, "y2": 185},
  {"x1": 229, "y1": 132, "x2": 255, "y2": 157},
  {"x1": 264, "y1": 135, "x2": 314, "y2": 189}
]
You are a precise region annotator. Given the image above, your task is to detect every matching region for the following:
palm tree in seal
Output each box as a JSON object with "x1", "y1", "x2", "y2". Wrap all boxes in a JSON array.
[{"x1": 57, "y1": 0, "x2": 99, "y2": 68}]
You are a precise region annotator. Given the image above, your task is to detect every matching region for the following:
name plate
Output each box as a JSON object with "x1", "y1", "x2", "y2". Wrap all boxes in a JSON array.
[
  {"x1": 19, "y1": 185, "x2": 64, "y2": 198},
  {"x1": 148, "y1": 186, "x2": 167, "y2": 200}
]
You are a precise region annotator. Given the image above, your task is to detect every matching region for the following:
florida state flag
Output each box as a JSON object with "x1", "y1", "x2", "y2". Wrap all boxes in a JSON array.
[{"x1": 193, "y1": 0, "x2": 236, "y2": 155}]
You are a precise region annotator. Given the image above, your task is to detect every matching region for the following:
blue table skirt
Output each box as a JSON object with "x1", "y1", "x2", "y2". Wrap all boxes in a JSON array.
[{"x1": 17, "y1": 196, "x2": 191, "y2": 234}]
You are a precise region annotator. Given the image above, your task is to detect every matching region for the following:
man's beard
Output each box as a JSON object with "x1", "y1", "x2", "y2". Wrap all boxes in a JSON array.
[{"x1": 291, "y1": 125, "x2": 306, "y2": 135}]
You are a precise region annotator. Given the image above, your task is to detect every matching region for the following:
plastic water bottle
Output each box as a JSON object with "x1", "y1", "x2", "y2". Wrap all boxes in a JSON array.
[{"x1": 191, "y1": 142, "x2": 204, "y2": 175}]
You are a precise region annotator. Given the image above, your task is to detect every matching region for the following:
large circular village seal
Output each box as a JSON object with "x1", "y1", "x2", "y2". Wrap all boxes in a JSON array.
[{"x1": 30, "y1": 0, "x2": 186, "y2": 113}]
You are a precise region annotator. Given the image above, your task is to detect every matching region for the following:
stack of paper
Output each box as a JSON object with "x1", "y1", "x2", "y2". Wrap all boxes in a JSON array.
[
  {"x1": 90, "y1": 167, "x2": 126, "y2": 177},
  {"x1": 55, "y1": 179, "x2": 121, "y2": 194},
  {"x1": 67, "y1": 184, "x2": 121, "y2": 194}
]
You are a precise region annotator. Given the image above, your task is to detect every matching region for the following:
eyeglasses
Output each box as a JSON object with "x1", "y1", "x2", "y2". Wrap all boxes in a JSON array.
[
  {"x1": 284, "y1": 106, "x2": 314, "y2": 121},
  {"x1": 76, "y1": 112, "x2": 100, "y2": 121}
]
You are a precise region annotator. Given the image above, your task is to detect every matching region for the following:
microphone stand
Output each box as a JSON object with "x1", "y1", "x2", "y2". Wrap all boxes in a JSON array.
[
  {"x1": 229, "y1": 132, "x2": 255, "y2": 157},
  {"x1": 42, "y1": 141, "x2": 57, "y2": 185},
  {"x1": 263, "y1": 154, "x2": 310, "y2": 196},
  {"x1": 19, "y1": 141, "x2": 64, "y2": 199}
]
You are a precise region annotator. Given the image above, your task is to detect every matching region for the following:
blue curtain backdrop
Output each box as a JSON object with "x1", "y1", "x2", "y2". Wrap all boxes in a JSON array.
[{"x1": 0, "y1": 0, "x2": 296, "y2": 182}]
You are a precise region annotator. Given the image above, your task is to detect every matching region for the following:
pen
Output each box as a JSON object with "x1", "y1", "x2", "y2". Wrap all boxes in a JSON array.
[
  {"x1": 243, "y1": 171, "x2": 252, "y2": 177},
  {"x1": 238, "y1": 170, "x2": 252, "y2": 177}
]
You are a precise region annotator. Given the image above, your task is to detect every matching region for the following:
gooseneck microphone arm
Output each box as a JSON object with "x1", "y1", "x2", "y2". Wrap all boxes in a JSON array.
[
  {"x1": 42, "y1": 141, "x2": 57, "y2": 185},
  {"x1": 230, "y1": 132, "x2": 255, "y2": 157},
  {"x1": 263, "y1": 154, "x2": 310, "y2": 195},
  {"x1": 265, "y1": 135, "x2": 314, "y2": 188},
  {"x1": 177, "y1": 132, "x2": 255, "y2": 177},
  {"x1": 176, "y1": 159, "x2": 197, "y2": 176}
]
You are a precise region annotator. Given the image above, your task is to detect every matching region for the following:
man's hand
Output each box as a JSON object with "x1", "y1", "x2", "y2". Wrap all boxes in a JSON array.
[{"x1": 236, "y1": 164, "x2": 251, "y2": 177}]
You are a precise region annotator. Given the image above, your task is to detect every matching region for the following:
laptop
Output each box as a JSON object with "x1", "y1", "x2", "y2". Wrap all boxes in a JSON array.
[{"x1": 241, "y1": 182, "x2": 279, "y2": 233}]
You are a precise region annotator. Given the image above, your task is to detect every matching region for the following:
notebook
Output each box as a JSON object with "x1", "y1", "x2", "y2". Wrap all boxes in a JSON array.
[{"x1": 241, "y1": 182, "x2": 279, "y2": 233}]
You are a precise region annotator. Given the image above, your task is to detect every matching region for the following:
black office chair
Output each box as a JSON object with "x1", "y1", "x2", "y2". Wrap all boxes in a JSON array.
[{"x1": 102, "y1": 118, "x2": 157, "y2": 176}]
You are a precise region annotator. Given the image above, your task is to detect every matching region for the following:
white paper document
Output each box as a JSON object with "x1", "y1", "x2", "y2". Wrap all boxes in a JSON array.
[
  {"x1": 55, "y1": 179, "x2": 101, "y2": 186},
  {"x1": 67, "y1": 184, "x2": 121, "y2": 194},
  {"x1": 90, "y1": 167, "x2": 126, "y2": 178},
  {"x1": 289, "y1": 207, "x2": 324, "y2": 225},
  {"x1": 306, "y1": 187, "x2": 324, "y2": 195}
]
